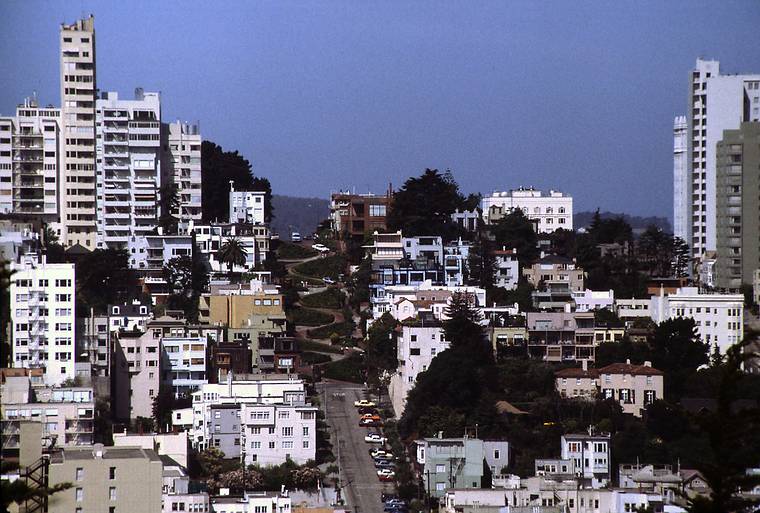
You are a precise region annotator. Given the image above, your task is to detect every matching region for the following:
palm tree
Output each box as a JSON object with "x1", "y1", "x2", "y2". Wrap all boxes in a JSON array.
[{"x1": 217, "y1": 237, "x2": 248, "y2": 280}]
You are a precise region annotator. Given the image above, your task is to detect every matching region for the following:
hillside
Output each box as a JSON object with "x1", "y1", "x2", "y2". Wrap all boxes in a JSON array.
[
  {"x1": 574, "y1": 211, "x2": 671, "y2": 235},
  {"x1": 271, "y1": 195, "x2": 330, "y2": 238}
]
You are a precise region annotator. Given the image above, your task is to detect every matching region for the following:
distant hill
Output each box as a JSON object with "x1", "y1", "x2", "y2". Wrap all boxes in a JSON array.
[
  {"x1": 574, "y1": 211, "x2": 671, "y2": 235},
  {"x1": 271, "y1": 195, "x2": 330, "y2": 238}
]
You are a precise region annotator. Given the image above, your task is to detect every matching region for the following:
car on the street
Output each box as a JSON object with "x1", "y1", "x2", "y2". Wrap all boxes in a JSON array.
[
  {"x1": 365, "y1": 433, "x2": 387, "y2": 444},
  {"x1": 291, "y1": 232, "x2": 302, "y2": 242},
  {"x1": 370, "y1": 448, "x2": 392, "y2": 458},
  {"x1": 360, "y1": 413, "x2": 381, "y2": 422},
  {"x1": 354, "y1": 399, "x2": 376, "y2": 408},
  {"x1": 381, "y1": 494, "x2": 399, "y2": 503},
  {"x1": 312, "y1": 243, "x2": 329, "y2": 253},
  {"x1": 322, "y1": 276, "x2": 335, "y2": 284},
  {"x1": 385, "y1": 499, "x2": 406, "y2": 508},
  {"x1": 384, "y1": 504, "x2": 408, "y2": 513},
  {"x1": 358, "y1": 406, "x2": 378, "y2": 415},
  {"x1": 377, "y1": 469, "x2": 395, "y2": 481},
  {"x1": 359, "y1": 418, "x2": 382, "y2": 427},
  {"x1": 374, "y1": 460, "x2": 395, "y2": 470}
]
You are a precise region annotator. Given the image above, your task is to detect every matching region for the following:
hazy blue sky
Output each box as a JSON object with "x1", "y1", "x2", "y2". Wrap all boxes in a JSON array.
[{"x1": 2, "y1": 1, "x2": 759, "y2": 218}]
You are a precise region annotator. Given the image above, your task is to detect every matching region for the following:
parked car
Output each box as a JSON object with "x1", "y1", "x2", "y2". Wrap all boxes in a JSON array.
[
  {"x1": 354, "y1": 399, "x2": 376, "y2": 408},
  {"x1": 385, "y1": 499, "x2": 406, "y2": 508},
  {"x1": 365, "y1": 434, "x2": 387, "y2": 444},
  {"x1": 312, "y1": 243, "x2": 329, "y2": 253},
  {"x1": 358, "y1": 407, "x2": 378, "y2": 415},
  {"x1": 370, "y1": 448, "x2": 392, "y2": 458},
  {"x1": 359, "y1": 418, "x2": 382, "y2": 427},
  {"x1": 377, "y1": 469, "x2": 395, "y2": 481},
  {"x1": 374, "y1": 460, "x2": 395, "y2": 470},
  {"x1": 322, "y1": 276, "x2": 335, "y2": 284},
  {"x1": 384, "y1": 503, "x2": 408, "y2": 513},
  {"x1": 360, "y1": 413, "x2": 381, "y2": 422},
  {"x1": 291, "y1": 232, "x2": 302, "y2": 242},
  {"x1": 381, "y1": 494, "x2": 399, "y2": 503}
]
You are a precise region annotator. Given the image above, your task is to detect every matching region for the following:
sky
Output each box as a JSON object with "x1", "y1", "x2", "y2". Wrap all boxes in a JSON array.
[{"x1": 2, "y1": 1, "x2": 760, "y2": 219}]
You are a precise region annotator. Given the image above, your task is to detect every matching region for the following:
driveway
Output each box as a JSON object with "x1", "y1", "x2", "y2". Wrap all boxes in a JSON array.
[{"x1": 318, "y1": 381, "x2": 393, "y2": 513}]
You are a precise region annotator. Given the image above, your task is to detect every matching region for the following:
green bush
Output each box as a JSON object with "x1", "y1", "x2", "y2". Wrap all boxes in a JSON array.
[
  {"x1": 322, "y1": 354, "x2": 365, "y2": 383},
  {"x1": 301, "y1": 352, "x2": 332, "y2": 365},
  {"x1": 277, "y1": 242, "x2": 318, "y2": 259},
  {"x1": 293, "y1": 255, "x2": 346, "y2": 280},
  {"x1": 307, "y1": 321, "x2": 354, "y2": 339},
  {"x1": 288, "y1": 307, "x2": 334, "y2": 326},
  {"x1": 300, "y1": 288, "x2": 344, "y2": 309}
]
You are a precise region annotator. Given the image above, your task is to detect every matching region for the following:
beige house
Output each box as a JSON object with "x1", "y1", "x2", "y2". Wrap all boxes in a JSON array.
[
  {"x1": 199, "y1": 291, "x2": 285, "y2": 329},
  {"x1": 555, "y1": 361, "x2": 664, "y2": 417},
  {"x1": 523, "y1": 254, "x2": 585, "y2": 292},
  {"x1": 47, "y1": 444, "x2": 163, "y2": 513}
]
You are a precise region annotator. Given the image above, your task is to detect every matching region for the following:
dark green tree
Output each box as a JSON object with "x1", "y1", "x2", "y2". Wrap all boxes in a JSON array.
[
  {"x1": 386, "y1": 169, "x2": 465, "y2": 238},
  {"x1": 163, "y1": 249, "x2": 209, "y2": 321},
  {"x1": 489, "y1": 209, "x2": 539, "y2": 264},
  {"x1": 75, "y1": 249, "x2": 138, "y2": 315},
  {"x1": 443, "y1": 291, "x2": 487, "y2": 352},
  {"x1": 158, "y1": 183, "x2": 180, "y2": 234},
  {"x1": 365, "y1": 313, "x2": 398, "y2": 372},
  {"x1": 0, "y1": 461, "x2": 71, "y2": 513},
  {"x1": 467, "y1": 234, "x2": 496, "y2": 290},
  {"x1": 650, "y1": 318, "x2": 708, "y2": 400},
  {"x1": 201, "y1": 141, "x2": 272, "y2": 223}
]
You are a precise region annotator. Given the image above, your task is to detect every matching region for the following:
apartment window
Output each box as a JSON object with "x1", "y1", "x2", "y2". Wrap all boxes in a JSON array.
[
  {"x1": 252, "y1": 441, "x2": 261, "y2": 449},
  {"x1": 435, "y1": 464, "x2": 446, "y2": 472},
  {"x1": 303, "y1": 426, "x2": 309, "y2": 436},
  {"x1": 109, "y1": 487, "x2": 116, "y2": 500},
  {"x1": 282, "y1": 427, "x2": 294, "y2": 437},
  {"x1": 282, "y1": 441, "x2": 294, "y2": 449},
  {"x1": 76, "y1": 467, "x2": 83, "y2": 481},
  {"x1": 493, "y1": 449, "x2": 500, "y2": 459},
  {"x1": 269, "y1": 441, "x2": 276, "y2": 449},
  {"x1": 109, "y1": 466, "x2": 116, "y2": 479},
  {"x1": 303, "y1": 440, "x2": 310, "y2": 449},
  {"x1": 76, "y1": 488, "x2": 83, "y2": 502}
]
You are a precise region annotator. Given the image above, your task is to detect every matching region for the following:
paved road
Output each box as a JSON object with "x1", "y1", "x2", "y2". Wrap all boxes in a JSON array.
[{"x1": 319, "y1": 381, "x2": 393, "y2": 513}]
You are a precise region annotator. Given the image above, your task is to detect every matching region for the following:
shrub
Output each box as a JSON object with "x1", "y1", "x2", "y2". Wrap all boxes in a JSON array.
[
  {"x1": 278, "y1": 242, "x2": 318, "y2": 259},
  {"x1": 289, "y1": 307, "x2": 334, "y2": 326},
  {"x1": 299, "y1": 339, "x2": 343, "y2": 354},
  {"x1": 301, "y1": 352, "x2": 332, "y2": 365},
  {"x1": 293, "y1": 255, "x2": 346, "y2": 280},
  {"x1": 307, "y1": 321, "x2": 354, "y2": 339},
  {"x1": 300, "y1": 288, "x2": 344, "y2": 309}
]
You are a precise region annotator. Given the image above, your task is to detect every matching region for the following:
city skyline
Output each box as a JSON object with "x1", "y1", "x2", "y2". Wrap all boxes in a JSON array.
[{"x1": 2, "y1": 2, "x2": 760, "y2": 219}]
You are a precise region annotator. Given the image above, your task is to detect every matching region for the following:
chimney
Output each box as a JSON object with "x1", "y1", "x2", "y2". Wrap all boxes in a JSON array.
[
  {"x1": 643, "y1": 361, "x2": 651, "y2": 367},
  {"x1": 626, "y1": 358, "x2": 631, "y2": 365}
]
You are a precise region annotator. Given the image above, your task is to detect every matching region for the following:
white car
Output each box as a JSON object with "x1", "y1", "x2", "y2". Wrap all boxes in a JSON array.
[
  {"x1": 354, "y1": 399, "x2": 376, "y2": 408},
  {"x1": 312, "y1": 243, "x2": 329, "y2": 253},
  {"x1": 377, "y1": 469, "x2": 395, "y2": 478},
  {"x1": 365, "y1": 433, "x2": 387, "y2": 444}
]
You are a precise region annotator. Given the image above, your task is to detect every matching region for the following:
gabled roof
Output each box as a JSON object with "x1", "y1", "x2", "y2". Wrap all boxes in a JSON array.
[
  {"x1": 65, "y1": 243, "x2": 91, "y2": 255},
  {"x1": 597, "y1": 363, "x2": 663, "y2": 376},
  {"x1": 555, "y1": 367, "x2": 599, "y2": 379}
]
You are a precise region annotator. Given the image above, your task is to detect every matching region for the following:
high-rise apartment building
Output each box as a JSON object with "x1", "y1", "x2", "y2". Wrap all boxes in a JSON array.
[
  {"x1": 675, "y1": 59, "x2": 760, "y2": 260},
  {"x1": 0, "y1": 99, "x2": 62, "y2": 219},
  {"x1": 672, "y1": 115, "x2": 688, "y2": 242},
  {"x1": 58, "y1": 15, "x2": 98, "y2": 249},
  {"x1": 163, "y1": 121, "x2": 202, "y2": 222},
  {"x1": 95, "y1": 89, "x2": 162, "y2": 251},
  {"x1": 715, "y1": 122, "x2": 760, "y2": 291},
  {"x1": 10, "y1": 254, "x2": 77, "y2": 386}
]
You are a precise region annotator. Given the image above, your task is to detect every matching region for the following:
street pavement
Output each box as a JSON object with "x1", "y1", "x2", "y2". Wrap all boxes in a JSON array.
[{"x1": 319, "y1": 381, "x2": 394, "y2": 513}]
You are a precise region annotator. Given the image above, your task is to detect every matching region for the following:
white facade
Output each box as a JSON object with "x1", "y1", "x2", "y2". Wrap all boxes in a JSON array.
[
  {"x1": 389, "y1": 325, "x2": 449, "y2": 416},
  {"x1": 677, "y1": 59, "x2": 760, "y2": 259},
  {"x1": 572, "y1": 290, "x2": 614, "y2": 312},
  {"x1": 374, "y1": 281, "x2": 487, "y2": 321},
  {"x1": 164, "y1": 121, "x2": 202, "y2": 221},
  {"x1": 229, "y1": 184, "x2": 266, "y2": 224},
  {"x1": 0, "y1": 100, "x2": 62, "y2": 218},
  {"x1": 210, "y1": 491, "x2": 291, "y2": 513},
  {"x1": 481, "y1": 187, "x2": 572, "y2": 232},
  {"x1": 162, "y1": 337, "x2": 209, "y2": 397},
  {"x1": 650, "y1": 286, "x2": 743, "y2": 354},
  {"x1": 10, "y1": 254, "x2": 76, "y2": 386},
  {"x1": 673, "y1": 115, "x2": 689, "y2": 244},
  {"x1": 58, "y1": 15, "x2": 97, "y2": 249},
  {"x1": 443, "y1": 240, "x2": 471, "y2": 287},
  {"x1": 133, "y1": 234, "x2": 194, "y2": 270},
  {"x1": 614, "y1": 298, "x2": 651, "y2": 320},
  {"x1": 493, "y1": 249, "x2": 519, "y2": 290},
  {"x1": 96, "y1": 89, "x2": 162, "y2": 251},
  {"x1": 182, "y1": 221, "x2": 271, "y2": 274},
  {"x1": 560, "y1": 433, "x2": 611, "y2": 488},
  {"x1": 240, "y1": 402, "x2": 317, "y2": 466}
]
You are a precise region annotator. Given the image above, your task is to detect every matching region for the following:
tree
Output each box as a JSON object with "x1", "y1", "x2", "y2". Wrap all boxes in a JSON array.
[
  {"x1": 365, "y1": 313, "x2": 398, "y2": 372},
  {"x1": 387, "y1": 169, "x2": 466, "y2": 238},
  {"x1": 0, "y1": 260, "x2": 13, "y2": 368},
  {"x1": 490, "y1": 209, "x2": 539, "y2": 264},
  {"x1": 75, "y1": 249, "x2": 138, "y2": 315},
  {"x1": 163, "y1": 249, "x2": 209, "y2": 321},
  {"x1": 201, "y1": 141, "x2": 272, "y2": 223},
  {"x1": 158, "y1": 183, "x2": 180, "y2": 234},
  {"x1": 637, "y1": 225, "x2": 672, "y2": 277},
  {"x1": 208, "y1": 468, "x2": 263, "y2": 494},
  {"x1": 197, "y1": 447, "x2": 226, "y2": 478},
  {"x1": 671, "y1": 236, "x2": 691, "y2": 277},
  {"x1": 650, "y1": 318, "x2": 708, "y2": 400},
  {"x1": 217, "y1": 237, "x2": 248, "y2": 278},
  {"x1": 291, "y1": 466, "x2": 323, "y2": 489},
  {"x1": 443, "y1": 291, "x2": 486, "y2": 352},
  {"x1": 467, "y1": 234, "x2": 496, "y2": 290},
  {"x1": 152, "y1": 385, "x2": 176, "y2": 432},
  {"x1": 0, "y1": 460, "x2": 71, "y2": 512}
]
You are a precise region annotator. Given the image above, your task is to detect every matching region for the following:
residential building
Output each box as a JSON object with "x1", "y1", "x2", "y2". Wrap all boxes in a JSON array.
[
  {"x1": 95, "y1": 89, "x2": 162, "y2": 251},
  {"x1": 526, "y1": 311, "x2": 596, "y2": 362},
  {"x1": 1, "y1": 380, "x2": 95, "y2": 447},
  {"x1": 618, "y1": 463, "x2": 708, "y2": 505},
  {"x1": 112, "y1": 430, "x2": 190, "y2": 468},
  {"x1": 162, "y1": 461, "x2": 210, "y2": 513},
  {"x1": 183, "y1": 221, "x2": 271, "y2": 275},
  {"x1": 523, "y1": 255, "x2": 585, "y2": 292},
  {"x1": 560, "y1": 432, "x2": 611, "y2": 487},
  {"x1": 650, "y1": 286, "x2": 743, "y2": 354},
  {"x1": 715, "y1": 122, "x2": 760, "y2": 290},
  {"x1": 673, "y1": 115, "x2": 689, "y2": 244},
  {"x1": 330, "y1": 190, "x2": 391, "y2": 238},
  {"x1": 0, "y1": 219, "x2": 43, "y2": 264},
  {"x1": 10, "y1": 253, "x2": 76, "y2": 385},
  {"x1": 754, "y1": 269, "x2": 760, "y2": 305},
  {"x1": 443, "y1": 239, "x2": 471, "y2": 287},
  {"x1": 614, "y1": 298, "x2": 651, "y2": 321},
  {"x1": 481, "y1": 188, "x2": 572, "y2": 233},
  {"x1": 572, "y1": 290, "x2": 614, "y2": 312},
  {"x1": 415, "y1": 435, "x2": 509, "y2": 497},
  {"x1": 257, "y1": 336, "x2": 301, "y2": 373},
  {"x1": 210, "y1": 490, "x2": 291, "y2": 513},
  {"x1": 555, "y1": 361, "x2": 664, "y2": 417},
  {"x1": 0, "y1": 99, "x2": 62, "y2": 218},
  {"x1": 208, "y1": 403, "x2": 243, "y2": 458},
  {"x1": 674, "y1": 58, "x2": 760, "y2": 260},
  {"x1": 134, "y1": 233, "x2": 194, "y2": 297},
  {"x1": 162, "y1": 335, "x2": 209, "y2": 397},
  {"x1": 58, "y1": 15, "x2": 98, "y2": 249},
  {"x1": 450, "y1": 209, "x2": 479, "y2": 232},
  {"x1": 210, "y1": 342, "x2": 253, "y2": 382},
  {"x1": 163, "y1": 121, "x2": 202, "y2": 221},
  {"x1": 229, "y1": 183, "x2": 266, "y2": 224},
  {"x1": 373, "y1": 281, "x2": 485, "y2": 322},
  {"x1": 389, "y1": 320, "x2": 449, "y2": 416},
  {"x1": 492, "y1": 248, "x2": 519, "y2": 290},
  {"x1": 240, "y1": 402, "x2": 317, "y2": 466},
  {"x1": 48, "y1": 444, "x2": 163, "y2": 513},
  {"x1": 113, "y1": 329, "x2": 161, "y2": 420}
]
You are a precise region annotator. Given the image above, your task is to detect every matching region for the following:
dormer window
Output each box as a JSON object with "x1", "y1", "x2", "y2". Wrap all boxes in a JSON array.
[{"x1": 112, "y1": 306, "x2": 120, "y2": 315}]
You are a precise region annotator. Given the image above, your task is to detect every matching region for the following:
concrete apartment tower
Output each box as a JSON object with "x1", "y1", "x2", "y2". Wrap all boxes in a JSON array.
[
  {"x1": 57, "y1": 15, "x2": 97, "y2": 249},
  {"x1": 672, "y1": 115, "x2": 688, "y2": 243},
  {"x1": 0, "y1": 100, "x2": 62, "y2": 219},
  {"x1": 715, "y1": 122, "x2": 760, "y2": 291},
  {"x1": 675, "y1": 59, "x2": 760, "y2": 261},
  {"x1": 95, "y1": 89, "x2": 162, "y2": 258},
  {"x1": 162, "y1": 121, "x2": 202, "y2": 222}
]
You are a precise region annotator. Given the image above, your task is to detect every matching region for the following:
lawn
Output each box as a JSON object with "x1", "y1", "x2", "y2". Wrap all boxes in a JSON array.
[
  {"x1": 299, "y1": 288, "x2": 344, "y2": 310},
  {"x1": 299, "y1": 339, "x2": 343, "y2": 354},
  {"x1": 301, "y1": 352, "x2": 333, "y2": 365},
  {"x1": 293, "y1": 255, "x2": 346, "y2": 280},
  {"x1": 288, "y1": 307, "x2": 334, "y2": 327},
  {"x1": 307, "y1": 321, "x2": 354, "y2": 340},
  {"x1": 277, "y1": 242, "x2": 318, "y2": 259}
]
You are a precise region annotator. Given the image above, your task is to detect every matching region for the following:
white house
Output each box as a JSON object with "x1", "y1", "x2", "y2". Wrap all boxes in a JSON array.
[
  {"x1": 560, "y1": 432, "x2": 611, "y2": 488},
  {"x1": 10, "y1": 254, "x2": 77, "y2": 385},
  {"x1": 573, "y1": 290, "x2": 615, "y2": 312},
  {"x1": 492, "y1": 248, "x2": 519, "y2": 290},
  {"x1": 481, "y1": 187, "x2": 573, "y2": 233},
  {"x1": 210, "y1": 490, "x2": 291, "y2": 513},
  {"x1": 650, "y1": 286, "x2": 744, "y2": 354},
  {"x1": 229, "y1": 183, "x2": 266, "y2": 225},
  {"x1": 161, "y1": 336, "x2": 209, "y2": 397},
  {"x1": 240, "y1": 402, "x2": 317, "y2": 466}
]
